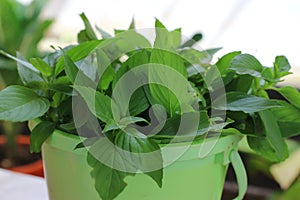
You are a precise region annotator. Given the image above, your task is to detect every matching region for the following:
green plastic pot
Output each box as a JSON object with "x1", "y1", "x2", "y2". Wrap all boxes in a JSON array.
[{"x1": 41, "y1": 129, "x2": 247, "y2": 200}]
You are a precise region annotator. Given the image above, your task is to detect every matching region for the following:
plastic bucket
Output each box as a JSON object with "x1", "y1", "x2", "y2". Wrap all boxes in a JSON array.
[{"x1": 42, "y1": 129, "x2": 243, "y2": 200}]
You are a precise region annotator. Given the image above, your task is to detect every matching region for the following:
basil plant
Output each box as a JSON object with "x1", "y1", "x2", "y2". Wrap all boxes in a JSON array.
[{"x1": 0, "y1": 13, "x2": 299, "y2": 200}]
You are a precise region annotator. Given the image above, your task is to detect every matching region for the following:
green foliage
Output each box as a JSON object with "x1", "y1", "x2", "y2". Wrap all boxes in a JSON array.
[{"x1": 0, "y1": 13, "x2": 299, "y2": 200}]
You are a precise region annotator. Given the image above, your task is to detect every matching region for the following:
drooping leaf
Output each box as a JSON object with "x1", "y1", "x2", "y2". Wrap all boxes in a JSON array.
[
  {"x1": 0, "y1": 86, "x2": 49, "y2": 122},
  {"x1": 115, "y1": 130, "x2": 163, "y2": 188},
  {"x1": 30, "y1": 121, "x2": 56, "y2": 153},
  {"x1": 247, "y1": 110, "x2": 289, "y2": 162},
  {"x1": 213, "y1": 92, "x2": 281, "y2": 113},
  {"x1": 87, "y1": 146, "x2": 130, "y2": 200}
]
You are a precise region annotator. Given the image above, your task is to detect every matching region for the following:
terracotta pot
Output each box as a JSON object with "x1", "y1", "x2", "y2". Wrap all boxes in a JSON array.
[{"x1": 0, "y1": 135, "x2": 44, "y2": 177}]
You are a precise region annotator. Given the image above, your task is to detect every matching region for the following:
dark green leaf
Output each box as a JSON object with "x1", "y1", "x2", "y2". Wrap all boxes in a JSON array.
[
  {"x1": 230, "y1": 54, "x2": 263, "y2": 77},
  {"x1": 115, "y1": 130, "x2": 163, "y2": 187},
  {"x1": 271, "y1": 101, "x2": 300, "y2": 137},
  {"x1": 30, "y1": 121, "x2": 56, "y2": 153},
  {"x1": 180, "y1": 33, "x2": 203, "y2": 48},
  {"x1": 246, "y1": 109, "x2": 289, "y2": 161},
  {"x1": 274, "y1": 86, "x2": 300, "y2": 108},
  {"x1": 0, "y1": 86, "x2": 49, "y2": 122},
  {"x1": 213, "y1": 92, "x2": 281, "y2": 113},
  {"x1": 87, "y1": 150, "x2": 129, "y2": 200},
  {"x1": 74, "y1": 86, "x2": 115, "y2": 123}
]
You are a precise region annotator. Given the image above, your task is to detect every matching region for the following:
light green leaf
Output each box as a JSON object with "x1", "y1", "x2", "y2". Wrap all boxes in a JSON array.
[
  {"x1": 30, "y1": 121, "x2": 56, "y2": 153},
  {"x1": 216, "y1": 51, "x2": 241, "y2": 74},
  {"x1": 230, "y1": 54, "x2": 263, "y2": 77},
  {"x1": 55, "y1": 40, "x2": 102, "y2": 75},
  {"x1": 154, "y1": 18, "x2": 181, "y2": 50},
  {"x1": 0, "y1": 86, "x2": 49, "y2": 122},
  {"x1": 30, "y1": 57, "x2": 53, "y2": 77},
  {"x1": 213, "y1": 92, "x2": 281, "y2": 113}
]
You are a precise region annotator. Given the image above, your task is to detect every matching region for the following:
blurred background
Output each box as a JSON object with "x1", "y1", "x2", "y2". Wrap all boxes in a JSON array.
[{"x1": 19, "y1": 0, "x2": 300, "y2": 86}]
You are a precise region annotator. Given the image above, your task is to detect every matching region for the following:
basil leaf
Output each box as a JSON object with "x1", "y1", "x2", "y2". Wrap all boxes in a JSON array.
[
  {"x1": 230, "y1": 54, "x2": 263, "y2": 77},
  {"x1": 87, "y1": 148, "x2": 129, "y2": 200},
  {"x1": 213, "y1": 92, "x2": 280, "y2": 113},
  {"x1": 216, "y1": 51, "x2": 241, "y2": 74},
  {"x1": 274, "y1": 55, "x2": 291, "y2": 73},
  {"x1": 30, "y1": 121, "x2": 56, "y2": 153},
  {"x1": 271, "y1": 101, "x2": 300, "y2": 137},
  {"x1": 154, "y1": 18, "x2": 181, "y2": 50},
  {"x1": 248, "y1": 110, "x2": 289, "y2": 162},
  {"x1": 16, "y1": 53, "x2": 44, "y2": 84},
  {"x1": 0, "y1": 86, "x2": 49, "y2": 122},
  {"x1": 115, "y1": 130, "x2": 163, "y2": 188},
  {"x1": 274, "y1": 86, "x2": 300, "y2": 109},
  {"x1": 74, "y1": 85, "x2": 115, "y2": 123},
  {"x1": 55, "y1": 40, "x2": 102, "y2": 75},
  {"x1": 30, "y1": 57, "x2": 53, "y2": 77}
]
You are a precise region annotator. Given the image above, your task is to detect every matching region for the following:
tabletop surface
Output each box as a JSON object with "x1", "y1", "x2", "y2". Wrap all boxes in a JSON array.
[{"x1": 0, "y1": 169, "x2": 48, "y2": 200}]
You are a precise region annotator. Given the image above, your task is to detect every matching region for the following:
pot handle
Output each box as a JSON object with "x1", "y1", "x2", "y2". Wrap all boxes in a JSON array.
[{"x1": 230, "y1": 150, "x2": 247, "y2": 200}]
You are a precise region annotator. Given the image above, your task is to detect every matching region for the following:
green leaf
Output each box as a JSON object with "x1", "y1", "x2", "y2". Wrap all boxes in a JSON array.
[
  {"x1": 115, "y1": 130, "x2": 163, "y2": 187},
  {"x1": 273, "y1": 86, "x2": 300, "y2": 109},
  {"x1": 129, "y1": 87, "x2": 150, "y2": 116},
  {"x1": 55, "y1": 40, "x2": 102, "y2": 76},
  {"x1": 216, "y1": 51, "x2": 241, "y2": 74},
  {"x1": 248, "y1": 110, "x2": 289, "y2": 162},
  {"x1": 0, "y1": 86, "x2": 50, "y2": 122},
  {"x1": 61, "y1": 50, "x2": 79, "y2": 83},
  {"x1": 271, "y1": 101, "x2": 300, "y2": 137},
  {"x1": 230, "y1": 54, "x2": 263, "y2": 77},
  {"x1": 149, "y1": 49, "x2": 197, "y2": 115},
  {"x1": 154, "y1": 18, "x2": 181, "y2": 50},
  {"x1": 274, "y1": 55, "x2": 291, "y2": 73},
  {"x1": 226, "y1": 74, "x2": 253, "y2": 93},
  {"x1": 213, "y1": 92, "x2": 281, "y2": 113},
  {"x1": 30, "y1": 57, "x2": 53, "y2": 77},
  {"x1": 87, "y1": 150, "x2": 129, "y2": 200},
  {"x1": 79, "y1": 13, "x2": 97, "y2": 40},
  {"x1": 74, "y1": 86, "x2": 115, "y2": 123},
  {"x1": 30, "y1": 121, "x2": 56, "y2": 153},
  {"x1": 180, "y1": 33, "x2": 203, "y2": 48}
]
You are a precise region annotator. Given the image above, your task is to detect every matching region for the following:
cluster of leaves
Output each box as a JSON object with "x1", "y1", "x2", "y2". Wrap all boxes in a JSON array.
[{"x1": 0, "y1": 13, "x2": 300, "y2": 200}]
